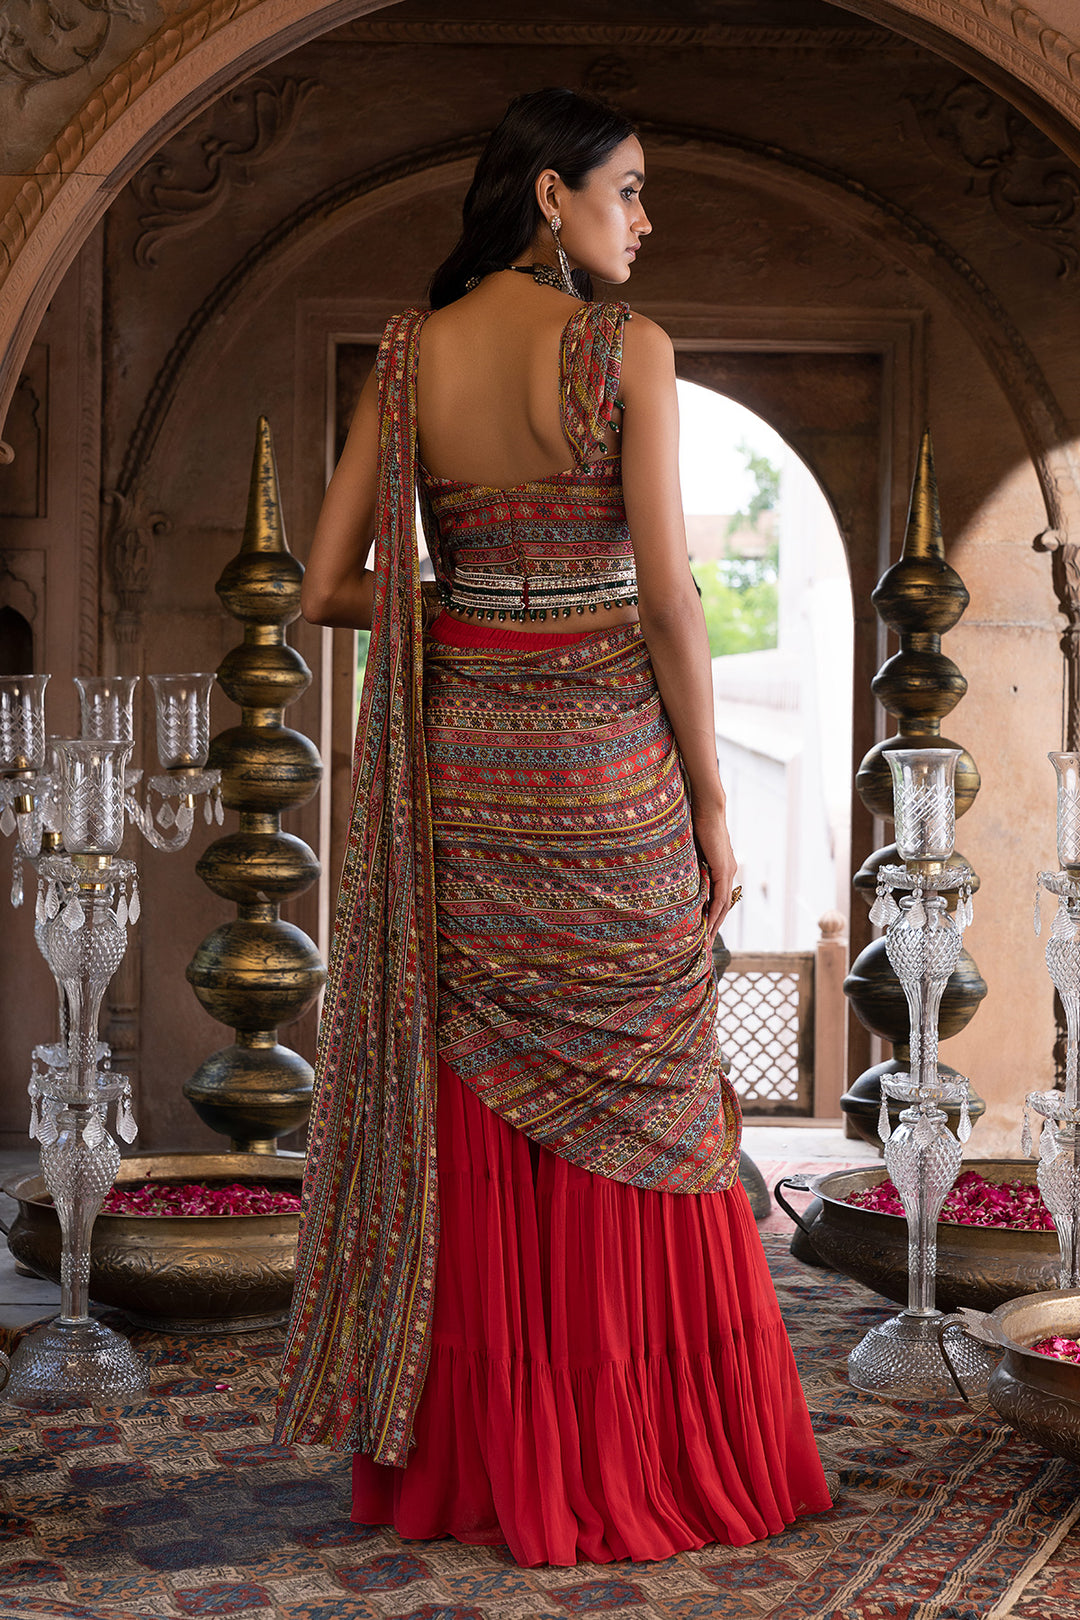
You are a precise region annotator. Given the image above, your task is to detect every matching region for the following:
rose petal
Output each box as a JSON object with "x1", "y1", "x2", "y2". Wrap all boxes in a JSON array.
[
  {"x1": 100, "y1": 1180, "x2": 301, "y2": 1217},
  {"x1": 843, "y1": 1171, "x2": 1054, "y2": 1231}
]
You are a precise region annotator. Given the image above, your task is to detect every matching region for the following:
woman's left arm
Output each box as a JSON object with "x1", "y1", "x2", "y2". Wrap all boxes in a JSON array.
[{"x1": 300, "y1": 365, "x2": 381, "y2": 629}]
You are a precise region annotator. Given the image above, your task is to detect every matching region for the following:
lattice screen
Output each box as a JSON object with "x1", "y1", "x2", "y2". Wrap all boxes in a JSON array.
[{"x1": 714, "y1": 952, "x2": 814, "y2": 1115}]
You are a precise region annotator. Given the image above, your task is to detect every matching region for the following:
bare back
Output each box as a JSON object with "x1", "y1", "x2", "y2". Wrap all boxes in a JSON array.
[{"x1": 416, "y1": 275, "x2": 621, "y2": 491}]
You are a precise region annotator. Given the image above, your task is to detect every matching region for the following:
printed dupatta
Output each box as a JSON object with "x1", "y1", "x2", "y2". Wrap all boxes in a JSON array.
[{"x1": 276, "y1": 309, "x2": 437, "y2": 1466}]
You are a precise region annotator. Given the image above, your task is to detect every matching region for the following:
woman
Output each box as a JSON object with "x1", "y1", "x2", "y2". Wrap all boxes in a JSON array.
[{"x1": 277, "y1": 87, "x2": 830, "y2": 1567}]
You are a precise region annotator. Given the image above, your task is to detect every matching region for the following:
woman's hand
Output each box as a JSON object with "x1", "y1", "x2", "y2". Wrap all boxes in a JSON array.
[{"x1": 693, "y1": 801, "x2": 739, "y2": 945}]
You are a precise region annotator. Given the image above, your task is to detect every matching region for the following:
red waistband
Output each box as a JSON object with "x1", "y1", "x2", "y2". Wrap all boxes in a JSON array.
[{"x1": 428, "y1": 611, "x2": 600, "y2": 651}]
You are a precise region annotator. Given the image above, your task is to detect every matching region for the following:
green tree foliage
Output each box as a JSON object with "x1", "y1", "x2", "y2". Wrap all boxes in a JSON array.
[
  {"x1": 726, "y1": 439, "x2": 781, "y2": 536},
  {"x1": 356, "y1": 629, "x2": 370, "y2": 696},
  {"x1": 691, "y1": 550, "x2": 778, "y2": 658},
  {"x1": 694, "y1": 441, "x2": 781, "y2": 658}
]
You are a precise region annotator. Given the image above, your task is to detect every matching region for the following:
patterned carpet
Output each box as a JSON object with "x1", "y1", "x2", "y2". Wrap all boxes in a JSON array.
[{"x1": 0, "y1": 1237, "x2": 1078, "y2": 1620}]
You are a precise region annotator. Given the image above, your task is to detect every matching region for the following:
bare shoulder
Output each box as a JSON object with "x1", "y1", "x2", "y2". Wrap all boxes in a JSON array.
[{"x1": 619, "y1": 311, "x2": 675, "y2": 394}]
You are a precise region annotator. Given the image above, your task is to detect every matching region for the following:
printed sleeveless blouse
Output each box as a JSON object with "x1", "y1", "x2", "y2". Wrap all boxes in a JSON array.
[{"x1": 421, "y1": 302, "x2": 637, "y2": 622}]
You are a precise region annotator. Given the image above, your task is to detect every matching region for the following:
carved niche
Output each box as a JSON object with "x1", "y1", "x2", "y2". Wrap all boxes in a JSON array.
[{"x1": 0, "y1": 344, "x2": 47, "y2": 519}]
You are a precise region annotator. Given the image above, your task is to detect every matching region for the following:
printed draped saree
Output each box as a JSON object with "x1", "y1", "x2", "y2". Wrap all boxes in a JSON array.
[{"x1": 276, "y1": 308, "x2": 740, "y2": 1466}]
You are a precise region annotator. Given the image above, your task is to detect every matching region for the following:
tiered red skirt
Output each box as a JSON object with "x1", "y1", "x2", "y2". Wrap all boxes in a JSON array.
[{"x1": 352, "y1": 1057, "x2": 831, "y2": 1567}]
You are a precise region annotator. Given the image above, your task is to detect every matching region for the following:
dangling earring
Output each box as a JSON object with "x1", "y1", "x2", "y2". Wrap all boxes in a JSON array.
[{"x1": 549, "y1": 215, "x2": 577, "y2": 297}]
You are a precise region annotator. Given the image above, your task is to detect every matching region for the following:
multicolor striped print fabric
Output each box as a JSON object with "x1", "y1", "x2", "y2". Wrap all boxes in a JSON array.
[
  {"x1": 276, "y1": 308, "x2": 439, "y2": 1467},
  {"x1": 426, "y1": 613, "x2": 741, "y2": 1194}
]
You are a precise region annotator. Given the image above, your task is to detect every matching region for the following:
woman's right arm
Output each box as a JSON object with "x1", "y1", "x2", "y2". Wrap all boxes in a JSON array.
[
  {"x1": 619, "y1": 315, "x2": 738, "y2": 939},
  {"x1": 300, "y1": 365, "x2": 381, "y2": 630}
]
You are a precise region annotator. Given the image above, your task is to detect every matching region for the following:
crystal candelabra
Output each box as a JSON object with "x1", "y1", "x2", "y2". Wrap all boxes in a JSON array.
[
  {"x1": 1028, "y1": 751, "x2": 1080, "y2": 1289},
  {"x1": 0, "y1": 672, "x2": 220, "y2": 1405},
  {"x1": 849, "y1": 747, "x2": 995, "y2": 1398}
]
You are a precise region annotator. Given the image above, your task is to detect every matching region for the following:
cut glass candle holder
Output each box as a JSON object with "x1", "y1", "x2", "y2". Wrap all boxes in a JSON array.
[
  {"x1": 4, "y1": 855, "x2": 147, "y2": 1407},
  {"x1": 1, "y1": 673, "x2": 219, "y2": 1407},
  {"x1": 74, "y1": 676, "x2": 139, "y2": 746},
  {"x1": 850, "y1": 747, "x2": 994, "y2": 1399},
  {"x1": 1028, "y1": 757, "x2": 1080, "y2": 1290},
  {"x1": 55, "y1": 740, "x2": 133, "y2": 858},
  {"x1": 149, "y1": 673, "x2": 214, "y2": 770},
  {"x1": 0, "y1": 674, "x2": 49, "y2": 775}
]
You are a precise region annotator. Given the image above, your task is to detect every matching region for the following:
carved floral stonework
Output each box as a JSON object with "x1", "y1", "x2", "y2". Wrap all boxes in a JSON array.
[
  {"x1": 0, "y1": 0, "x2": 147, "y2": 89},
  {"x1": 102, "y1": 486, "x2": 167, "y2": 644},
  {"x1": 130, "y1": 74, "x2": 319, "y2": 268},
  {"x1": 911, "y1": 75, "x2": 1080, "y2": 276},
  {"x1": 582, "y1": 55, "x2": 639, "y2": 100},
  {"x1": 328, "y1": 21, "x2": 901, "y2": 51}
]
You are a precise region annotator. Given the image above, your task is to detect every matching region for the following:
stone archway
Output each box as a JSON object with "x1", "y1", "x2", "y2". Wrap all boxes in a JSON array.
[{"x1": 3, "y1": 0, "x2": 1080, "y2": 437}]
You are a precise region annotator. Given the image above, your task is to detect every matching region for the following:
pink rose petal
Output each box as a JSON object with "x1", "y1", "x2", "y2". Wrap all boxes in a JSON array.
[
  {"x1": 843, "y1": 1170, "x2": 1055, "y2": 1231},
  {"x1": 101, "y1": 1181, "x2": 301, "y2": 1217},
  {"x1": 1031, "y1": 1335, "x2": 1080, "y2": 1363}
]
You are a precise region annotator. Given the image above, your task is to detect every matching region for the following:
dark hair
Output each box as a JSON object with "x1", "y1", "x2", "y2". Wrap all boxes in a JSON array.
[{"x1": 429, "y1": 88, "x2": 637, "y2": 309}]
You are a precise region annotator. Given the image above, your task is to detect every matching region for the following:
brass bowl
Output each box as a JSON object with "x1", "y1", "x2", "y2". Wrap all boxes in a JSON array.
[
  {"x1": 952, "y1": 1290, "x2": 1080, "y2": 1464},
  {"x1": 2, "y1": 1151, "x2": 303, "y2": 1334},
  {"x1": 775, "y1": 1159, "x2": 1060, "y2": 1313}
]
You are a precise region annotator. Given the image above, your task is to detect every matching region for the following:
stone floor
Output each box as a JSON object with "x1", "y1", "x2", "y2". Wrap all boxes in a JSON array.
[{"x1": 0, "y1": 1129, "x2": 881, "y2": 1339}]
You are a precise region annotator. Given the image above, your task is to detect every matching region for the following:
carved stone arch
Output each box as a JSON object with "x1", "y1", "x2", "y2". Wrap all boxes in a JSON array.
[
  {"x1": 115, "y1": 123, "x2": 1076, "y2": 548},
  {"x1": 4, "y1": 0, "x2": 1080, "y2": 432},
  {"x1": 641, "y1": 123, "x2": 1080, "y2": 531}
]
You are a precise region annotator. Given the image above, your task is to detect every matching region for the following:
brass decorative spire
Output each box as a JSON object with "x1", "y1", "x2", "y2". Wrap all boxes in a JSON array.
[
  {"x1": 843, "y1": 431, "x2": 987, "y2": 1144},
  {"x1": 185, "y1": 418, "x2": 325, "y2": 1152}
]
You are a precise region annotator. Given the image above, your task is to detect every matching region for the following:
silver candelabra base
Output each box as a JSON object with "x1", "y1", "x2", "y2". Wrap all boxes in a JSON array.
[
  {"x1": 850, "y1": 821, "x2": 993, "y2": 1401},
  {"x1": 4, "y1": 855, "x2": 149, "y2": 1407}
]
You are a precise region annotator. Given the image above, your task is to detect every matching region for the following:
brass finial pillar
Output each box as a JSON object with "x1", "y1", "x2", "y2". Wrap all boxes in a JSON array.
[
  {"x1": 185, "y1": 418, "x2": 326, "y2": 1152},
  {"x1": 842, "y1": 431, "x2": 987, "y2": 1145}
]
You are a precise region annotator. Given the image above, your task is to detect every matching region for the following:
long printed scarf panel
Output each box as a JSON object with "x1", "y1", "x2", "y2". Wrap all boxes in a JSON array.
[
  {"x1": 276, "y1": 308, "x2": 437, "y2": 1466},
  {"x1": 425, "y1": 623, "x2": 741, "y2": 1194}
]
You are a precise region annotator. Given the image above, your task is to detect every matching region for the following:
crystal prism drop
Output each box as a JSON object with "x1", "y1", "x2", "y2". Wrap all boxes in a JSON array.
[
  {"x1": 83, "y1": 1110, "x2": 105, "y2": 1150},
  {"x1": 45, "y1": 881, "x2": 60, "y2": 919},
  {"x1": 869, "y1": 893, "x2": 890, "y2": 927},
  {"x1": 156, "y1": 800, "x2": 175, "y2": 828},
  {"x1": 214, "y1": 793, "x2": 224, "y2": 825},
  {"x1": 61, "y1": 894, "x2": 85, "y2": 931},
  {"x1": 117, "y1": 1095, "x2": 138, "y2": 1144},
  {"x1": 34, "y1": 884, "x2": 44, "y2": 926},
  {"x1": 28, "y1": 1094, "x2": 39, "y2": 1141},
  {"x1": 177, "y1": 802, "x2": 194, "y2": 835},
  {"x1": 10, "y1": 862, "x2": 22, "y2": 909},
  {"x1": 128, "y1": 883, "x2": 141, "y2": 924},
  {"x1": 958, "y1": 1093, "x2": 972, "y2": 1143},
  {"x1": 878, "y1": 1090, "x2": 892, "y2": 1144},
  {"x1": 1034, "y1": 883, "x2": 1042, "y2": 936},
  {"x1": 204, "y1": 794, "x2": 213, "y2": 824},
  {"x1": 115, "y1": 894, "x2": 128, "y2": 929},
  {"x1": 908, "y1": 897, "x2": 926, "y2": 929},
  {"x1": 37, "y1": 1103, "x2": 58, "y2": 1147},
  {"x1": 0, "y1": 803, "x2": 14, "y2": 837},
  {"x1": 1021, "y1": 1106, "x2": 1033, "y2": 1158}
]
